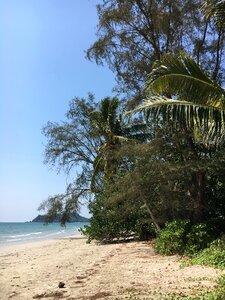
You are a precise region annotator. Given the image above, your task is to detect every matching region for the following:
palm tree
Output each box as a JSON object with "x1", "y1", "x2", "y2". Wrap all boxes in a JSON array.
[
  {"x1": 129, "y1": 52, "x2": 225, "y2": 222},
  {"x1": 90, "y1": 97, "x2": 152, "y2": 192},
  {"x1": 127, "y1": 0, "x2": 225, "y2": 225},
  {"x1": 90, "y1": 97, "x2": 162, "y2": 230},
  {"x1": 133, "y1": 53, "x2": 225, "y2": 145},
  {"x1": 133, "y1": 0, "x2": 225, "y2": 142},
  {"x1": 90, "y1": 97, "x2": 123, "y2": 192}
]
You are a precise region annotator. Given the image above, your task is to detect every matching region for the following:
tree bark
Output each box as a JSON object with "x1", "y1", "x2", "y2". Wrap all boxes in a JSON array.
[{"x1": 144, "y1": 201, "x2": 161, "y2": 232}]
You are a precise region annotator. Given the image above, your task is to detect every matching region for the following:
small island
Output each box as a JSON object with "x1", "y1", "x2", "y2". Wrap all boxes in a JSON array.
[{"x1": 32, "y1": 213, "x2": 89, "y2": 223}]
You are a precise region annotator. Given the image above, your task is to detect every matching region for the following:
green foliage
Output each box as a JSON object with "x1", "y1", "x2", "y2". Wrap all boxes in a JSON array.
[
  {"x1": 41, "y1": 1, "x2": 225, "y2": 242},
  {"x1": 155, "y1": 220, "x2": 190, "y2": 255},
  {"x1": 155, "y1": 220, "x2": 214, "y2": 256},
  {"x1": 146, "y1": 53, "x2": 224, "y2": 103},
  {"x1": 81, "y1": 161, "x2": 162, "y2": 243},
  {"x1": 81, "y1": 189, "x2": 155, "y2": 243},
  {"x1": 40, "y1": 95, "x2": 134, "y2": 224},
  {"x1": 207, "y1": 275, "x2": 225, "y2": 299},
  {"x1": 87, "y1": 0, "x2": 225, "y2": 99},
  {"x1": 184, "y1": 238, "x2": 225, "y2": 269},
  {"x1": 137, "y1": 53, "x2": 225, "y2": 145},
  {"x1": 185, "y1": 223, "x2": 213, "y2": 255},
  {"x1": 202, "y1": 0, "x2": 225, "y2": 28},
  {"x1": 134, "y1": 220, "x2": 156, "y2": 241}
]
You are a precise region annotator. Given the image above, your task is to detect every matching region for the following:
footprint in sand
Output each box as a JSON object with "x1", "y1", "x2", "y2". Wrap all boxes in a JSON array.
[
  {"x1": 8, "y1": 291, "x2": 18, "y2": 298},
  {"x1": 76, "y1": 275, "x2": 87, "y2": 280}
]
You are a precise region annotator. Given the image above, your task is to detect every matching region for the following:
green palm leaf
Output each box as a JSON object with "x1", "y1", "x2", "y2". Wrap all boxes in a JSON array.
[
  {"x1": 129, "y1": 53, "x2": 225, "y2": 145},
  {"x1": 131, "y1": 96, "x2": 225, "y2": 143},
  {"x1": 146, "y1": 53, "x2": 225, "y2": 108},
  {"x1": 201, "y1": 0, "x2": 225, "y2": 27}
]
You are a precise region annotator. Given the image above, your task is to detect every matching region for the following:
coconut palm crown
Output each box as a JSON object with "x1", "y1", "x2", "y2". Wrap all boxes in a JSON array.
[{"x1": 131, "y1": 53, "x2": 225, "y2": 145}]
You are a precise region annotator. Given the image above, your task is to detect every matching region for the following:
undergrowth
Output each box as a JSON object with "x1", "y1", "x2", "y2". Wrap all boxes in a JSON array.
[
  {"x1": 182, "y1": 238, "x2": 225, "y2": 269},
  {"x1": 154, "y1": 220, "x2": 214, "y2": 256}
]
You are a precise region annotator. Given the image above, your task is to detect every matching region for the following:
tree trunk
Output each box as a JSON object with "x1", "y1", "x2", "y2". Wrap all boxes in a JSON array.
[
  {"x1": 144, "y1": 201, "x2": 161, "y2": 232},
  {"x1": 140, "y1": 192, "x2": 161, "y2": 232}
]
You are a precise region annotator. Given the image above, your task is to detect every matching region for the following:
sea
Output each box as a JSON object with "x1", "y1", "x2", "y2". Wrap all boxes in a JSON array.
[{"x1": 0, "y1": 222, "x2": 89, "y2": 247}]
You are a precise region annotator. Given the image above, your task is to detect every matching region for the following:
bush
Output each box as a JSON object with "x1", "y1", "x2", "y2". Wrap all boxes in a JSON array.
[
  {"x1": 81, "y1": 191, "x2": 156, "y2": 243},
  {"x1": 185, "y1": 223, "x2": 213, "y2": 255},
  {"x1": 134, "y1": 220, "x2": 156, "y2": 241},
  {"x1": 154, "y1": 220, "x2": 214, "y2": 256},
  {"x1": 81, "y1": 209, "x2": 137, "y2": 243},
  {"x1": 184, "y1": 238, "x2": 225, "y2": 269},
  {"x1": 154, "y1": 220, "x2": 190, "y2": 255}
]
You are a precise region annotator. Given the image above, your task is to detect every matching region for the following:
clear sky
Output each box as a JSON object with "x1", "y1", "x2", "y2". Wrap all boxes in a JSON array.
[{"x1": 0, "y1": 0, "x2": 116, "y2": 222}]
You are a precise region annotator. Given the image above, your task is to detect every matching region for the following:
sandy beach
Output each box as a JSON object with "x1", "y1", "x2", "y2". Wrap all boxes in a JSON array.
[{"x1": 0, "y1": 237, "x2": 224, "y2": 300}]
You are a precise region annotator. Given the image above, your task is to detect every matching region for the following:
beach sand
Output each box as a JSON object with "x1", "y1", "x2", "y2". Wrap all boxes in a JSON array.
[{"x1": 0, "y1": 237, "x2": 224, "y2": 299}]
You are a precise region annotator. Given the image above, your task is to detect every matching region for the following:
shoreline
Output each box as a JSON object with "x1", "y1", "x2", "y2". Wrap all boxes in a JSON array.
[
  {"x1": 0, "y1": 233, "x2": 85, "y2": 254},
  {"x1": 0, "y1": 222, "x2": 87, "y2": 249},
  {"x1": 0, "y1": 238, "x2": 224, "y2": 299}
]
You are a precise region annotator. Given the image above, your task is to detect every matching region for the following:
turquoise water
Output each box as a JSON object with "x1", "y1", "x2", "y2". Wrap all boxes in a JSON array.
[{"x1": 0, "y1": 222, "x2": 89, "y2": 246}]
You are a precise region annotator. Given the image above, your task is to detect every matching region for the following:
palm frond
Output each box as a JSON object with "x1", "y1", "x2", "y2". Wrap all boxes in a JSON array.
[
  {"x1": 201, "y1": 0, "x2": 225, "y2": 27},
  {"x1": 129, "y1": 96, "x2": 225, "y2": 145},
  {"x1": 146, "y1": 54, "x2": 225, "y2": 107}
]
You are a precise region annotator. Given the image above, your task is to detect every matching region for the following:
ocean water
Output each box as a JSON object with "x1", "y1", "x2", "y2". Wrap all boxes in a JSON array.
[{"x1": 0, "y1": 222, "x2": 89, "y2": 247}]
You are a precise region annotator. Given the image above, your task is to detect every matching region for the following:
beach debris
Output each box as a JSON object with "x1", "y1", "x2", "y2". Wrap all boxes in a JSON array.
[{"x1": 58, "y1": 281, "x2": 65, "y2": 288}]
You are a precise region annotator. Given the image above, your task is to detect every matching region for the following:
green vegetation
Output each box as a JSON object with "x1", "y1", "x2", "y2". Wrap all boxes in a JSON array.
[
  {"x1": 39, "y1": 3, "x2": 225, "y2": 297},
  {"x1": 154, "y1": 220, "x2": 214, "y2": 256},
  {"x1": 87, "y1": 0, "x2": 225, "y2": 102},
  {"x1": 34, "y1": 1, "x2": 225, "y2": 299},
  {"x1": 183, "y1": 238, "x2": 225, "y2": 269},
  {"x1": 39, "y1": 0, "x2": 225, "y2": 244},
  {"x1": 81, "y1": 187, "x2": 156, "y2": 243}
]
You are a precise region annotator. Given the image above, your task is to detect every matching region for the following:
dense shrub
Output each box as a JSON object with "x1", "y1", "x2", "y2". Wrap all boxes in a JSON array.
[
  {"x1": 134, "y1": 220, "x2": 156, "y2": 241},
  {"x1": 185, "y1": 223, "x2": 213, "y2": 255},
  {"x1": 184, "y1": 238, "x2": 225, "y2": 269},
  {"x1": 154, "y1": 220, "x2": 190, "y2": 255},
  {"x1": 154, "y1": 220, "x2": 214, "y2": 256},
  {"x1": 81, "y1": 191, "x2": 157, "y2": 243}
]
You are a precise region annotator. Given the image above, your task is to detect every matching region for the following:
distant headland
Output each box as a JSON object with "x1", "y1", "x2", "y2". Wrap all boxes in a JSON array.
[{"x1": 32, "y1": 212, "x2": 89, "y2": 223}]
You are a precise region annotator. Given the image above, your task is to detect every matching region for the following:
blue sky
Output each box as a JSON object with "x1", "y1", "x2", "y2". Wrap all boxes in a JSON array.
[{"x1": 0, "y1": 0, "x2": 116, "y2": 222}]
